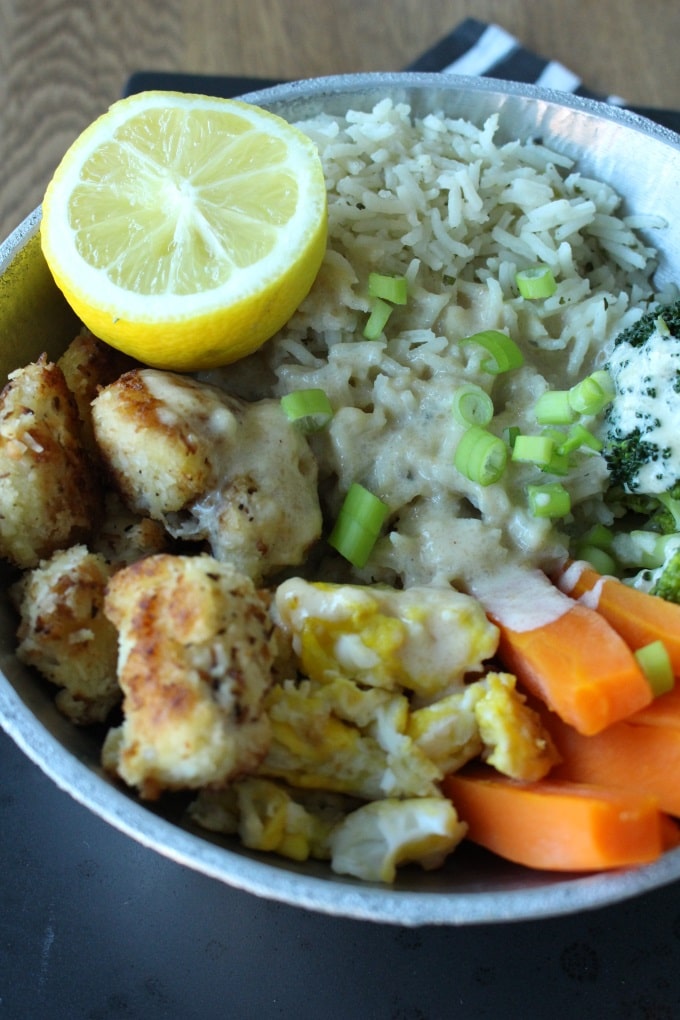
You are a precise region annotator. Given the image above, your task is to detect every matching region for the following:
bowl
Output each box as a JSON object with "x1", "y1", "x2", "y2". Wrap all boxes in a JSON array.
[{"x1": 2, "y1": 71, "x2": 680, "y2": 926}]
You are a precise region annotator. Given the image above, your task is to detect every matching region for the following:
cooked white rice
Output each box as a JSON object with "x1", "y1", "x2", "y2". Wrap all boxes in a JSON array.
[{"x1": 207, "y1": 99, "x2": 673, "y2": 589}]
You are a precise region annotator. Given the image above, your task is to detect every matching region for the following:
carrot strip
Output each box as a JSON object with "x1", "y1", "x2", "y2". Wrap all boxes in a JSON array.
[
  {"x1": 546, "y1": 712, "x2": 680, "y2": 817},
  {"x1": 471, "y1": 567, "x2": 651, "y2": 735},
  {"x1": 557, "y1": 561, "x2": 680, "y2": 674},
  {"x1": 629, "y1": 685, "x2": 680, "y2": 728},
  {"x1": 443, "y1": 767, "x2": 667, "y2": 871}
]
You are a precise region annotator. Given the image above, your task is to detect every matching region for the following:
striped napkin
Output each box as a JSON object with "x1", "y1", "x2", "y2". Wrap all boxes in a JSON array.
[
  {"x1": 124, "y1": 18, "x2": 679, "y2": 133},
  {"x1": 405, "y1": 17, "x2": 626, "y2": 104}
]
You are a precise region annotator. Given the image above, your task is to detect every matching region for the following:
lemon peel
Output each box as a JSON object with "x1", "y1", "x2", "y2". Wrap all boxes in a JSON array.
[{"x1": 40, "y1": 90, "x2": 328, "y2": 371}]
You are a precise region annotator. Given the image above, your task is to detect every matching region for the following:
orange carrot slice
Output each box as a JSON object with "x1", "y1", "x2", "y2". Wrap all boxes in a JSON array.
[
  {"x1": 629, "y1": 685, "x2": 680, "y2": 728},
  {"x1": 443, "y1": 767, "x2": 667, "y2": 871},
  {"x1": 471, "y1": 567, "x2": 652, "y2": 735},
  {"x1": 546, "y1": 712, "x2": 680, "y2": 817},
  {"x1": 557, "y1": 561, "x2": 680, "y2": 674}
]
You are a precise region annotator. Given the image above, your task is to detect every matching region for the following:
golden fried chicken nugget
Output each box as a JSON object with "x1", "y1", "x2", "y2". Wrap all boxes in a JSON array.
[
  {"x1": 58, "y1": 330, "x2": 137, "y2": 457},
  {"x1": 0, "y1": 356, "x2": 98, "y2": 568},
  {"x1": 12, "y1": 544, "x2": 120, "y2": 724},
  {"x1": 101, "y1": 553, "x2": 278, "y2": 799},
  {"x1": 90, "y1": 491, "x2": 169, "y2": 569},
  {"x1": 92, "y1": 369, "x2": 322, "y2": 582}
]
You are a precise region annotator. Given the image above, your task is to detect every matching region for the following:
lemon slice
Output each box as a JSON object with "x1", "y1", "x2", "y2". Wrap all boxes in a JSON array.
[{"x1": 40, "y1": 91, "x2": 328, "y2": 371}]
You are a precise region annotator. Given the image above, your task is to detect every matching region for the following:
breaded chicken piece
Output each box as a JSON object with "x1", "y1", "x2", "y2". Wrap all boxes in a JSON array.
[
  {"x1": 91, "y1": 369, "x2": 322, "y2": 583},
  {"x1": 0, "y1": 356, "x2": 98, "y2": 568},
  {"x1": 101, "y1": 553, "x2": 278, "y2": 799},
  {"x1": 11, "y1": 544, "x2": 120, "y2": 724},
  {"x1": 90, "y1": 491, "x2": 169, "y2": 569},
  {"x1": 58, "y1": 330, "x2": 137, "y2": 458}
]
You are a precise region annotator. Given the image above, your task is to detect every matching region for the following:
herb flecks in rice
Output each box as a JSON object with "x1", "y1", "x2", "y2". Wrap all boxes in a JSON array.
[{"x1": 205, "y1": 99, "x2": 671, "y2": 590}]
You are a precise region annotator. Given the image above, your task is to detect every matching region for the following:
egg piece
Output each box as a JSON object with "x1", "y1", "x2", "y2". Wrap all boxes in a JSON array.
[
  {"x1": 330, "y1": 797, "x2": 467, "y2": 883},
  {"x1": 274, "y1": 578, "x2": 499, "y2": 699}
]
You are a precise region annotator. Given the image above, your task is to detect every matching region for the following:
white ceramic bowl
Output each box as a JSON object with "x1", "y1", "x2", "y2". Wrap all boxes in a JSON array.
[{"x1": 2, "y1": 72, "x2": 680, "y2": 926}]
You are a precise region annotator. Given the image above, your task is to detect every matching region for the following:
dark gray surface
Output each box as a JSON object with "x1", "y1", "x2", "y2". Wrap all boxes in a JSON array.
[{"x1": 2, "y1": 726, "x2": 679, "y2": 1020}]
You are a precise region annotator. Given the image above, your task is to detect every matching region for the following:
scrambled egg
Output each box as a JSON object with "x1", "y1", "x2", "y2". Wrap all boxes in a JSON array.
[{"x1": 274, "y1": 578, "x2": 500, "y2": 698}]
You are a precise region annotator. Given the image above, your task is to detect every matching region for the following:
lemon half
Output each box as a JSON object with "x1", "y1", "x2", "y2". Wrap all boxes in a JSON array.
[{"x1": 40, "y1": 91, "x2": 328, "y2": 371}]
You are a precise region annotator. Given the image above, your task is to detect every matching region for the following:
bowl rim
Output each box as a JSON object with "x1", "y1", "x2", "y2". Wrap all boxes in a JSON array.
[{"x1": 2, "y1": 70, "x2": 680, "y2": 926}]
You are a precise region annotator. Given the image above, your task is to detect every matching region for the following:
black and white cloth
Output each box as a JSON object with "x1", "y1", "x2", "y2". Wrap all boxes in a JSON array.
[
  {"x1": 125, "y1": 17, "x2": 680, "y2": 134},
  {"x1": 404, "y1": 17, "x2": 625, "y2": 104}
]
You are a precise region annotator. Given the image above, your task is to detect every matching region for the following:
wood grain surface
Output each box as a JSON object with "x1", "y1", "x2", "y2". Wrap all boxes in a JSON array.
[{"x1": 0, "y1": 0, "x2": 678, "y2": 242}]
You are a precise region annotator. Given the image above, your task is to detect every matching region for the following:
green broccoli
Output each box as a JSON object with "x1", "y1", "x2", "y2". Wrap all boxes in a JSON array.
[
  {"x1": 603, "y1": 298, "x2": 680, "y2": 512},
  {"x1": 651, "y1": 547, "x2": 680, "y2": 604}
]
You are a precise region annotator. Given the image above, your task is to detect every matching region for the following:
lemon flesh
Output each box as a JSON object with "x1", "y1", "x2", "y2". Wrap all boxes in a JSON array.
[{"x1": 40, "y1": 92, "x2": 328, "y2": 371}]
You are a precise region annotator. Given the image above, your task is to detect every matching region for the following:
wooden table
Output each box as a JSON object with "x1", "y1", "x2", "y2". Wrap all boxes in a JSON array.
[{"x1": 1, "y1": 0, "x2": 678, "y2": 247}]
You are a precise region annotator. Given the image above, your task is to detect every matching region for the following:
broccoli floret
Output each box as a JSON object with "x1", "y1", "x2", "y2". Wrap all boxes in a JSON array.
[
  {"x1": 611, "y1": 299, "x2": 680, "y2": 354},
  {"x1": 604, "y1": 431, "x2": 660, "y2": 492},
  {"x1": 653, "y1": 489, "x2": 680, "y2": 534},
  {"x1": 651, "y1": 547, "x2": 680, "y2": 604},
  {"x1": 603, "y1": 299, "x2": 680, "y2": 498}
]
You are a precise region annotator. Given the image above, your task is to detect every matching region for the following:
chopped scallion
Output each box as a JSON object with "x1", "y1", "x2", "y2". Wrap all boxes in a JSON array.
[
  {"x1": 579, "y1": 523, "x2": 614, "y2": 551},
  {"x1": 635, "y1": 640, "x2": 675, "y2": 698},
  {"x1": 451, "y1": 385, "x2": 494, "y2": 427},
  {"x1": 534, "y1": 390, "x2": 579, "y2": 425},
  {"x1": 363, "y1": 298, "x2": 393, "y2": 340},
  {"x1": 527, "y1": 482, "x2": 572, "y2": 518},
  {"x1": 459, "y1": 330, "x2": 524, "y2": 374},
  {"x1": 568, "y1": 372, "x2": 614, "y2": 415},
  {"x1": 574, "y1": 544, "x2": 618, "y2": 576},
  {"x1": 368, "y1": 272, "x2": 408, "y2": 305},
  {"x1": 454, "y1": 426, "x2": 508, "y2": 486},
  {"x1": 504, "y1": 425, "x2": 520, "y2": 449},
  {"x1": 557, "y1": 423, "x2": 603, "y2": 456},
  {"x1": 541, "y1": 448, "x2": 570, "y2": 477},
  {"x1": 280, "y1": 388, "x2": 333, "y2": 432},
  {"x1": 328, "y1": 483, "x2": 389, "y2": 568},
  {"x1": 511, "y1": 434, "x2": 555, "y2": 467},
  {"x1": 515, "y1": 265, "x2": 557, "y2": 299}
]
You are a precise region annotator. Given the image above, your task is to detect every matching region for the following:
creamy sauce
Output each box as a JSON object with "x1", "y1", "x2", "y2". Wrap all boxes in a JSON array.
[
  {"x1": 606, "y1": 324, "x2": 680, "y2": 493},
  {"x1": 467, "y1": 563, "x2": 573, "y2": 632}
]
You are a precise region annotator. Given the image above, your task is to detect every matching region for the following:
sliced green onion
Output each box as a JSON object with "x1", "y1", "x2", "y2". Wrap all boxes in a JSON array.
[
  {"x1": 568, "y1": 372, "x2": 615, "y2": 415},
  {"x1": 635, "y1": 640, "x2": 675, "y2": 698},
  {"x1": 580, "y1": 523, "x2": 614, "y2": 551},
  {"x1": 451, "y1": 385, "x2": 494, "y2": 427},
  {"x1": 363, "y1": 298, "x2": 393, "y2": 340},
  {"x1": 574, "y1": 544, "x2": 618, "y2": 576},
  {"x1": 454, "y1": 426, "x2": 508, "y2": 486},
  {"x1": 589, "y1": 370, "x2": 616, "y2": 401},
  {"x1": 280, "y1": 389, "x2": 333, "y2": 432},
  {"x1": 511, "y1": 434, "x2": 555, "y2": 467},
  {"x1": 557, "y1": 423, "x2": 603, "y2": 456},
  {"x1": 459, "y1": 330, "x2": 524, "y2": 374},
  {"x1": 504, "y1": 425, "x2": 520, "y2": 449},
  {"x1": 541, "y1": 447, "x2": 570, "y2": 477},
  {"x1": 527, "y1": 482, "x2": 572, "y2": 518},
  {"x1": 328, "y1": 483, "x2": 389, "y2": 568},
  {"x1": 368, "y1": 272, "x2": 408, "y2": 305},
  {"x1": 515, "y1": 265, "x2": 557, "y2": 299},
  {"x1": 534, "y1": 390, "x2": 579, "y2": 425}
]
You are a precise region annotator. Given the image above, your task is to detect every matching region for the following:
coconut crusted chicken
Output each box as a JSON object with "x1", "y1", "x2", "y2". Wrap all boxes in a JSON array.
[
  {"x1": 11, "y1": 544, "x2": 120, "y2": 725},
  {"x1": 91, "y1": 368, "x2": 323, "y2": 583},
  {"x1": 0, "y1": 337, "x2": 168, "y2": 725},
  {"x1": 101, "y1": 553, "x2": 281, "y2": 799},
  {"x1": 0, "y1": 355, "x2": 99, "y2": 568}
]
